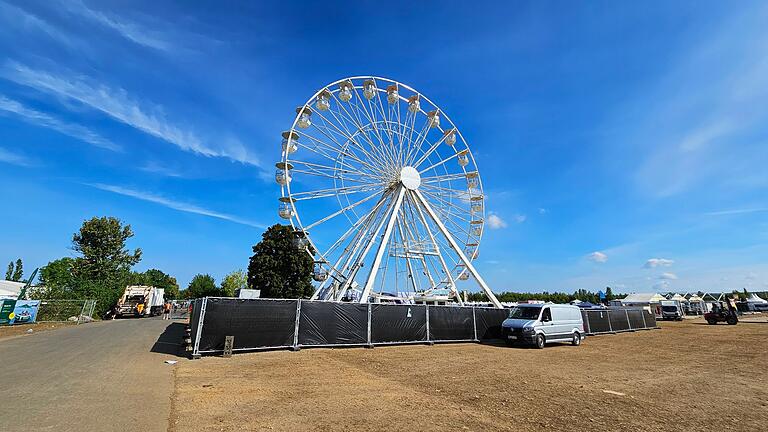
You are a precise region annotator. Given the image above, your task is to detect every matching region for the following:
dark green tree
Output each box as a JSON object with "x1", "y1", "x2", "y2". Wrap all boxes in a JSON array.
[
  {"x1": 126, "y1": 269, "x2": 181, "y2": 300},
  {"x1": 5, "y1": 261, "x2": 13, "y2": 280},
  {"x1": 11, "y1": 258, "x2": 23, "y2": 281},
  {"x1": 248, "y1": 224, "x2": 314, "y2": 299},
  {"x1": 71, "y1": 217, "x2": 142, "y2": 315},
  {"x1": 605, "y1": 286, "x2": 614, "y2": 301},
  {"x1": 185, "y1": 274, "x2": 221, "y2": 299},
  {"x1": 35, "y1": 257, "x2": 78, "y2": 299}
]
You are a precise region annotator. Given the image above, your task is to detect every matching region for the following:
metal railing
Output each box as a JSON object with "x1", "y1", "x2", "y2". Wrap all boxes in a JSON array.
[{"x1": 36, "y1": 299, "x2": 97, "y2": 324}]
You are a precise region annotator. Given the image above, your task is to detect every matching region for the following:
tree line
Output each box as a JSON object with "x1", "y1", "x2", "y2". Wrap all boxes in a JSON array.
[
  {"x1": 13, "y1": 216, "x2": 643, "y2": 317},
  {"x1": 466, "y1": 287, "x2": 623, "y2": 304}
]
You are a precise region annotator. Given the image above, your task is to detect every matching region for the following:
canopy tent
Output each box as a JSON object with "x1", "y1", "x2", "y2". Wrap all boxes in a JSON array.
[
  {"x1": 747, "y1": 293, "x2": 767, "y2": 304},
  {"x1": 576, "y1": 301, "x2": 601, "y2": 308},
  {"x1": 0, "y1": 280, "x2": 24, "y2": 299},
  {"x1": 670, "y1": 293, "x2": 687, "y2": 302},
  {"x1": 686, "y1": 294, "x2": 704, "y2": 302},
  {"x1": 621, "y1": 293, "x2": 666, "y2": 304}
]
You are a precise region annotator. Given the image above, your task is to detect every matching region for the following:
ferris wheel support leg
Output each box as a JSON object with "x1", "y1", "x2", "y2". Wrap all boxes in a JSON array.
[
  {"x1": 411, "y1": 192, "x2": 462, "y2": 306},
  {"x1": 359, "y1": 187, "x2": 407, "y2": 303},
  {"x1": 412, "y1": 190, "x2": 503, "y2": 309}
]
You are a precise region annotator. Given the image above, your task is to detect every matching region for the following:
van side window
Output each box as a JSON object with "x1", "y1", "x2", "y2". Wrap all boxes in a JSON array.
[{"x1": 541, "y1": 308, "x2": 551, "y2": 322}]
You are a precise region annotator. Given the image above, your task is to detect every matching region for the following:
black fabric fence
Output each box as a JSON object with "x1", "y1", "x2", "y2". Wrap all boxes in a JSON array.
[
  {"x1": 189, "y1": 298, "x2": 657, "y2": 356},
  {"x1": 581, "y1": 308, "x2": 657, "y2": 335}
]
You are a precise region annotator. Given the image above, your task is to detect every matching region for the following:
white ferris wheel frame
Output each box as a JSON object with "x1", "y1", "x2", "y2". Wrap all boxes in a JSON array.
[{"x1": 279, "y1": 76, "x2": 502, "y2": 309}]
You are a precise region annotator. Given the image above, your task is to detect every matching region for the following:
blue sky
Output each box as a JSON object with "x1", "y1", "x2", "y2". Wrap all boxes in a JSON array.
[{"x1": 1, "y1": 1, "x2": 766, "y2": 294}]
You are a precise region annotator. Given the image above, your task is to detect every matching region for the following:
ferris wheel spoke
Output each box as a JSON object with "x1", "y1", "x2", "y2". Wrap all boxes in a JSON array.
[
  {"x1": 409, "y1": 130, "x2": 449, "y2": 168},
  {"x1": 297, "y1": 128, "x2": 383, "y2": 177},
  {"x1": 316, "y1": 98, "x2": 394, "y2": 171},
  {"x1": 292, "y1": 182, "x2": 389, "y2": 201},
  {"x1": 304, "y1": 191, "x2": 382, "y2": 231},
  {"x1": 289, "y1": 159, "x2": 384, "y2": 183}
]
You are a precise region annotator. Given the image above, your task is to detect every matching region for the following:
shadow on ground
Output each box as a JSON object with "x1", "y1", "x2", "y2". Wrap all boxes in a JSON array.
[{"x1": 151, "y1": 322, "x2": 187, "y2": 357}]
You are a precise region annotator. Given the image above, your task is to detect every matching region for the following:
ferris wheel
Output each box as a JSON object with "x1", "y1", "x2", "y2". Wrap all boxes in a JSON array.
[{"x1": 276, "y1": 76, "x2": 502, "y2": 308}]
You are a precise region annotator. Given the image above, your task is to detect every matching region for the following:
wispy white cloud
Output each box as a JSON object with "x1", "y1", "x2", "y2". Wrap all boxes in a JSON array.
[
  {"x1": 139, "y1": 161, "x2": 184, "y2": 178},
  {"x1": 0, "y1": 1, "x2": 75, "y2": 47},
  {"x1": 61, "y1": 0, "x2": 171, "y2": 51},
  {"x1": 659, "y1": 272, "x2": 678, "y2": 280},
  {"x1": 87, "y1": 183, "x2": 265, "y2": 229},
  {"x1": 0, "y1": 147, "x2": 35, "y2": 167},
  {"x1": 644, "y1": 258, "x2": 675, "y2": 268},
  {"x1": 0, "y1": 95, "x2": 120, "y2": 151},
  {"x1": 1, "y1": 62, "x2": 261, "y2": 166},
  {"x1": 486, "y1": 213, "x2": 507, "y2": 229},
  {"x1": 538, "y1": 208, "x2": 547, "y2": 214},
  {"x1": 704, "y1": 208, "x2": 768, "y2": 216},
  {"x1": 513, "y1": 214, "x2": 527, "y2": 223},
  {"x1": 625, "y1": 4, "x2": 768, "y2": 198},
  {"x1": 587, "y1": 251, "x2": 608, "y2": 263}
]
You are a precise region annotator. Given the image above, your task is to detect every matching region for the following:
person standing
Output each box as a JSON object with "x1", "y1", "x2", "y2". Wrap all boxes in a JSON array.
[{"x1": 163, "y1": 301, "x2": 171, "y2": 320}]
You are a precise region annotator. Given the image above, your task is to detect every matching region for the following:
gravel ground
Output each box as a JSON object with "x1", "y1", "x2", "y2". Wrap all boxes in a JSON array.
[{"x1": 171, "y1": 319, "x2": 768, "y2": 432}]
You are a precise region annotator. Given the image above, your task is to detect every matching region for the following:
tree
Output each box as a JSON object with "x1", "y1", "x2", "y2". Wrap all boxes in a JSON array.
[
  {"x1": 248, "y1": 224, "x2": 314, "y2": 299},
  {"x1": 35, "y1": 257, "x2": 77, "y2": 299},
  {"x1": 11, "y1": 258, "x2": 23, "y2": 282},
  {"x1": 221, "y1": 269, "x2": 247, "y2": 297},
  {"x1": 5, "y1": 261, "x2": 13, "y2": 280},
  {"x1": 605, "y1": 286, "x2": 614, "y2": 302},
  {"x1": 185, "y1": 274, "x2": 221, "y2": 299},
  {"x1": 72, "y1": 217, "x2": 142, "y2": 280},
  {"x1": 71, "y1": 217, "x2": 142, "y2": 316},
  {"x1": 127, "y1": 268, "x2": 181, "y2": 300}
]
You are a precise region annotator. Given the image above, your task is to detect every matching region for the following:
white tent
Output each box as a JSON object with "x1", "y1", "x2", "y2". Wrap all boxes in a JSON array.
[
  {"x1": 621, "y1": 293, "x2": 666, "y2": 304},
  {"x1": 747, "y1": 293, "x2": 767, "y2": 304},
  {"x1": 0, "y1": 280, "x2": 25, "y2": 299},
  {"x1": 670, "y1": 293, "x2": 687, "y2": 302}
]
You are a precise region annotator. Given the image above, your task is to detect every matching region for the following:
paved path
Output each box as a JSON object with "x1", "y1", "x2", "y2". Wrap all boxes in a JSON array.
[{"x1": 0, "y1": 318, "x2": 186, "y2": 431}]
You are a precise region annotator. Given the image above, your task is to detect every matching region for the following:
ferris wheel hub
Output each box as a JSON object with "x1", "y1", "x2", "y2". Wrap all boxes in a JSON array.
[{"x1": 399, "y1": 166, "x2": 421, "y2": 190}]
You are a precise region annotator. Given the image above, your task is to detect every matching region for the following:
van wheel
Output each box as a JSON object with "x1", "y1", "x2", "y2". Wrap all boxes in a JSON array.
[
  {"x1": 571, "y1": 332, "x2": 581, "y2": 346},
  {"x1": 535, "y1": 334, "x2": 545, "y2": 349}
]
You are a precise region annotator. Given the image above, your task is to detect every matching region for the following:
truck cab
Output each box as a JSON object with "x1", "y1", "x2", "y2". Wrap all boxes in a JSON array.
[{"x1": 501, "y1": 303, "x2": 585, "y2": 349}]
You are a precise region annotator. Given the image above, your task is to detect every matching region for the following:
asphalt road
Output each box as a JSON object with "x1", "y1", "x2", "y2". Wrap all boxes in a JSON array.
[{"x1": 0, "y1": 318, "x2": 185, "y2": 431}]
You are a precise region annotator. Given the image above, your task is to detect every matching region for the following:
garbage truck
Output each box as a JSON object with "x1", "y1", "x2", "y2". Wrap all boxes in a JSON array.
[{"x1": 115, "y1": 285, "x2": 165, "y2": 318}]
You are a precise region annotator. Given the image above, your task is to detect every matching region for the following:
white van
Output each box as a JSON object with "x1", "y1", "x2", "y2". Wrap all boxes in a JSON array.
[{"x1": 501, "y1": 303, "x2": 585, "y2": 349}]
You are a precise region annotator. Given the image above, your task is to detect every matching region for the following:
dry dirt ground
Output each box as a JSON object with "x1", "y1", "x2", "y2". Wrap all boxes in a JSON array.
[
  {"x1": 171, "y1": 319, "x2": 768, "y2": 432},
  {"x1": 0, "y1": 321, "x2": 75, "y2": 339}
]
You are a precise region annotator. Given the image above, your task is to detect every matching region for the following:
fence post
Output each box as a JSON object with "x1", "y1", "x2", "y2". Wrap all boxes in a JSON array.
[
  {"x1": 292, "y1": 299, "x2": 302, "y2": 351},
  {"x1": 77, "y1": 300, "x2": 87, "y2": 325},
  {"x1": 607, "y1": 310, "x2": 614, "y2": 333},
  {"x1": 425, "y1": 304, "x2": 431, "y2": 344},
  {"x1": 366, "y1": 303, "x2": 372, "y2": 348},
  {"x1": 625, "y1": 309, "x2": 632, "y2": 331},
  {"x1": 192, "y1": 298, "x2": 208, "y2": 359},
  {"x1": 472, "y1": 306, "x2": 478, "y2": 342}
]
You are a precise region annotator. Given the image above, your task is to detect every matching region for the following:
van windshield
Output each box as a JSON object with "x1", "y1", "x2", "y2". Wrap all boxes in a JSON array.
[
  {"x1": 662, "y1": 305, "x2": 678, "y2": 312},
  {"x1": 508, "y1": 306, "x2": 541, "y2": 320}
]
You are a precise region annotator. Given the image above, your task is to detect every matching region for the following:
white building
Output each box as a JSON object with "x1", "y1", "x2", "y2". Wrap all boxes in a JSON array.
[{"x1": 0, "y1": 280, "x2": 25, "y2": 300}]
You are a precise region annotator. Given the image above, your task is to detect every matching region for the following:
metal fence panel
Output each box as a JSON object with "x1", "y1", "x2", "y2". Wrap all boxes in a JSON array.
[
  {"x1": 428, "y1": 305, "x2": 474, "y2": 341},
  {"x1": 474, "y1": 308, "x2": 510, "y2": 340},
  {"x1": 609, "y1": 310, "x2": 630, "y2": 332},
  {"x1": 371, "y1": 304, "x2": 427, "y2": 343},
  {"x1": 198, "y1": 298, "x2": 298, "y2": 352},
  {"x1": 584, "y1": 310, "x2": 611, "y2": 333},
  {"x1": 627, "y1": 309, "x2": 645, "y2": 329},
  {"x1": 298, "y1": 302, "x2": 368, "y2": 346}
]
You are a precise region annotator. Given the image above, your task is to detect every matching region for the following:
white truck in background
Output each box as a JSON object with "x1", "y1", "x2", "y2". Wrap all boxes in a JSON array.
[{"x1": 115, "y1": 285, "x2": 165, "y2": 318}]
